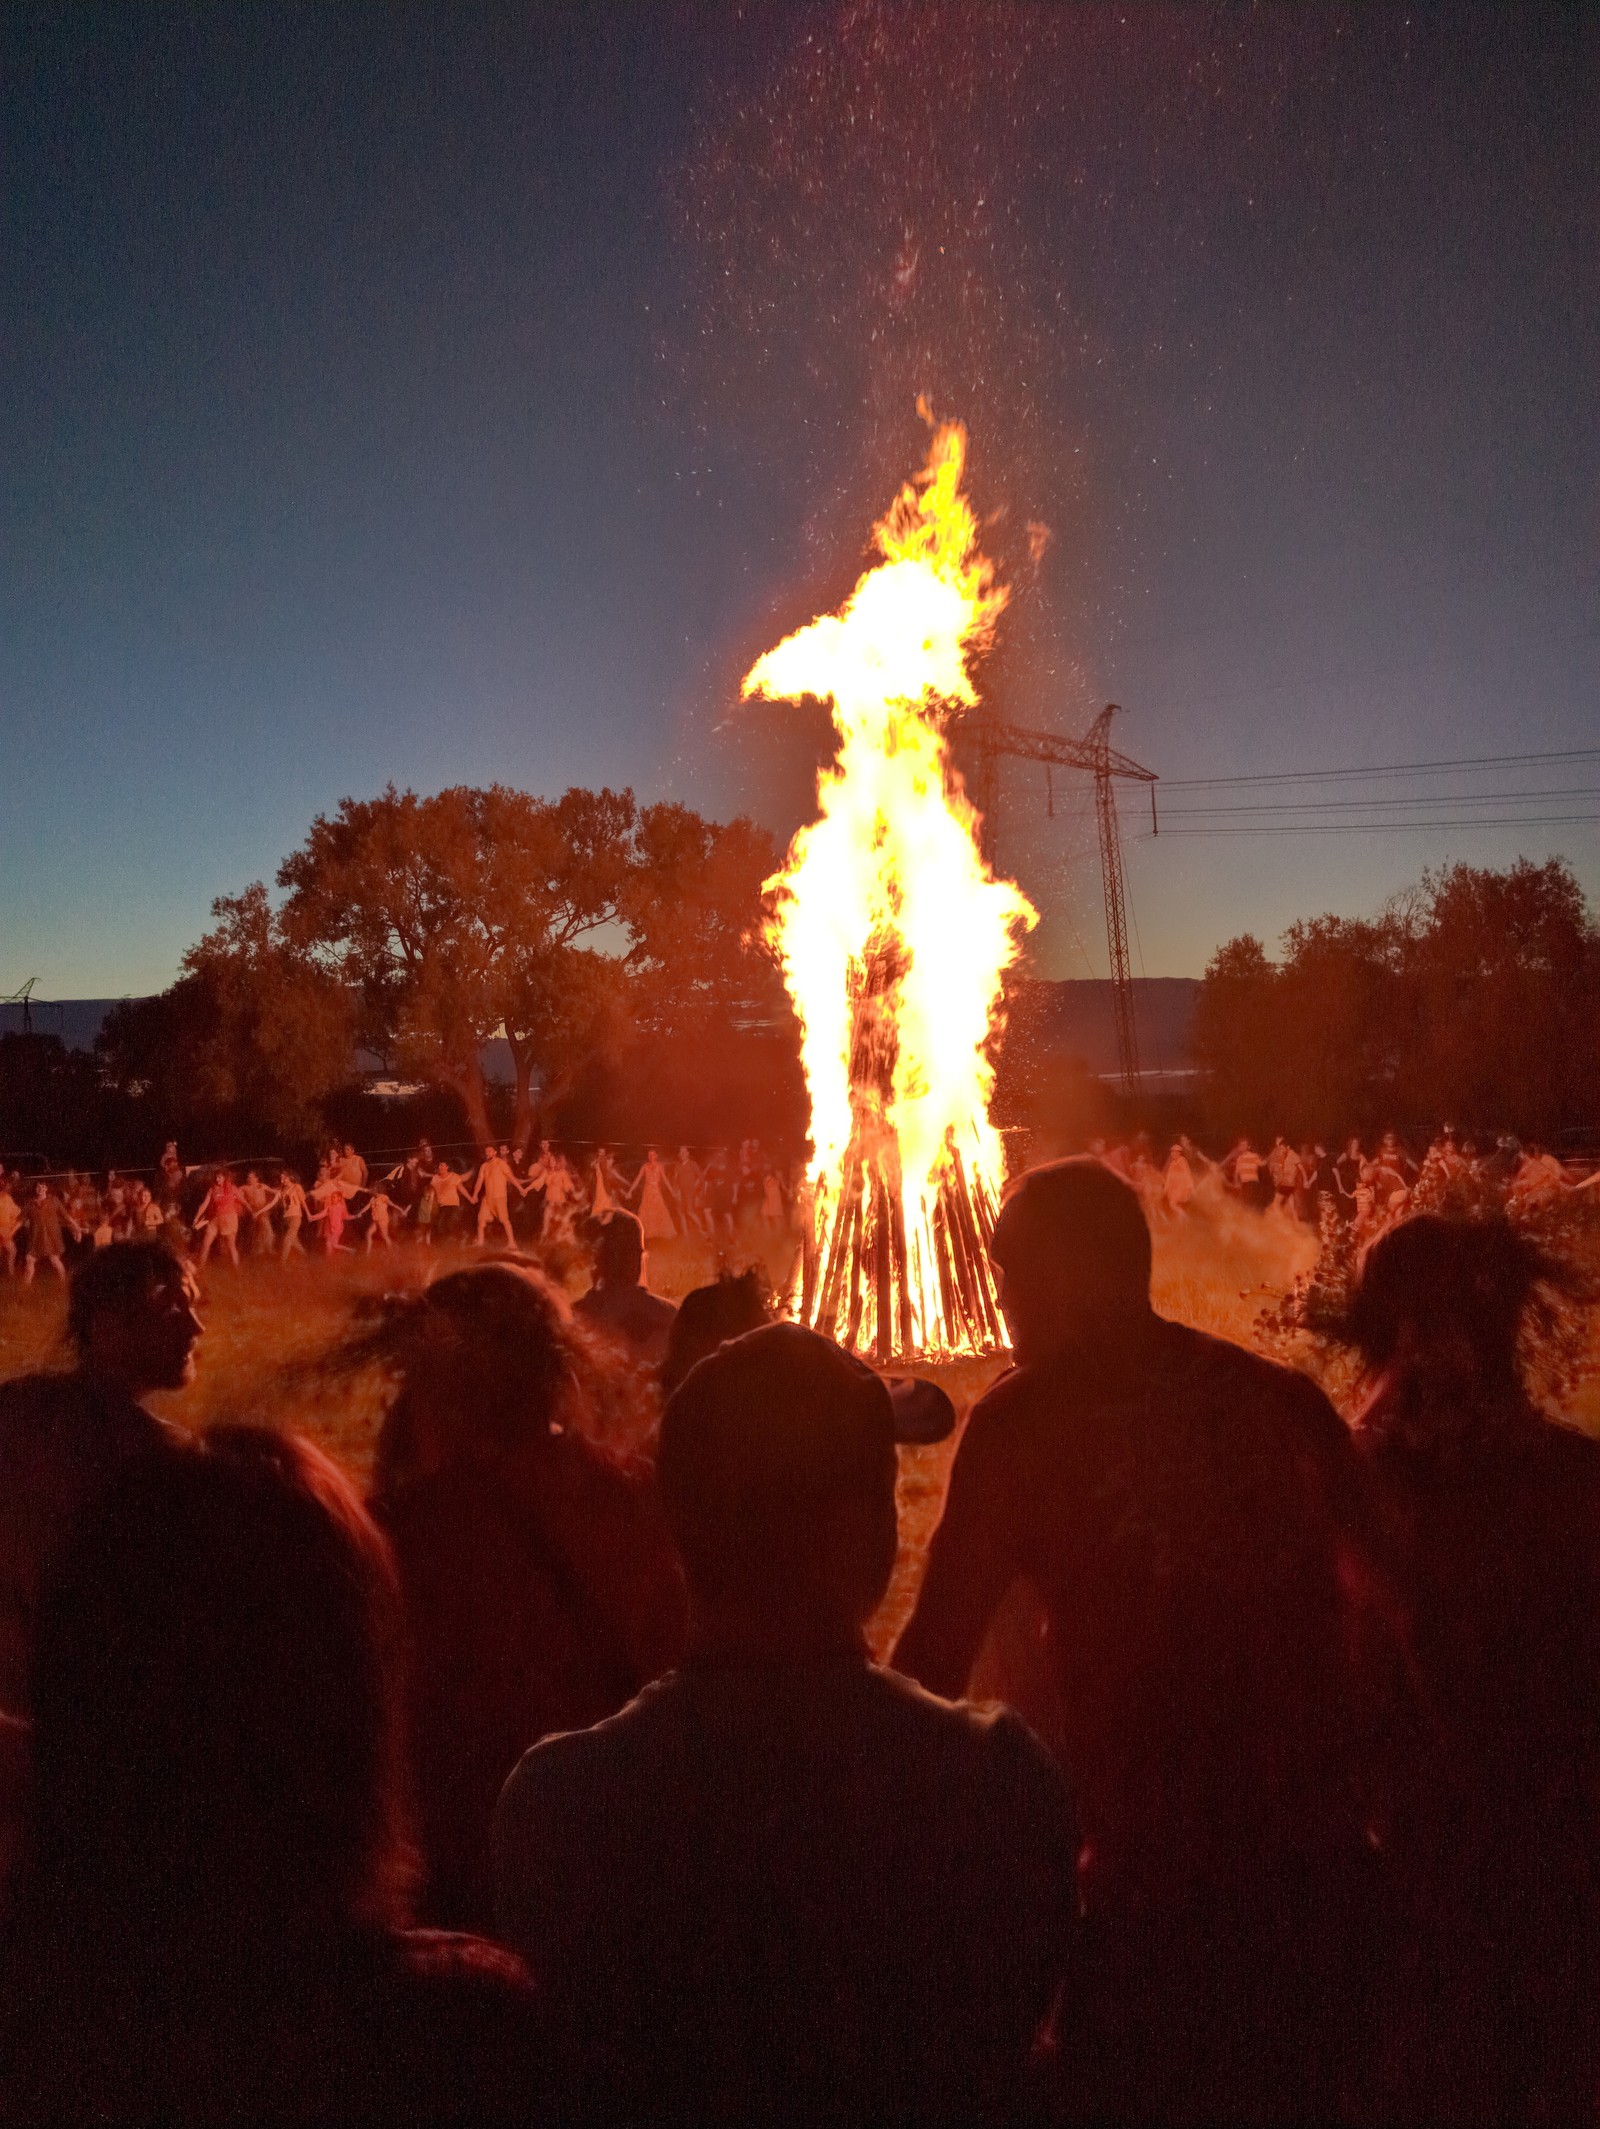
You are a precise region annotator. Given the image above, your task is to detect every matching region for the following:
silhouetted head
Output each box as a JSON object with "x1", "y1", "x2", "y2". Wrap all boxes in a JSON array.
[
  {"x1": 593, "y1": 1209, "x2": 645, "y2": 1288},
  {"x1": 659, "y1": 1324, "x2": 898, "y2": 1654},
  {"x1": 372, "y1": 1261, "x2": 582, "y2": 1499},
  {"x1": 990, "y1": 1158, "x2": 1154, "y2": 1365},
  {"x1": 67, "y1": 1238, "x2": 202, "y2": 1394},
  {"x1": 28, "y1": 1428, "x2": 411, "y2": 1943},
  {"x1": 1348, "y1": 1213, "x2": 1572, "y2": 1445},
  {"x1": 661, "y1": 1268, "x2": 774, "y2": 1396}
]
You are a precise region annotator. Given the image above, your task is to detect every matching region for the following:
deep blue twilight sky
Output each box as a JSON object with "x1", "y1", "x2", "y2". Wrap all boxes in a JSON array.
[{"x1": 3, "y1": 3, "x2": 1596, "y2": 997}]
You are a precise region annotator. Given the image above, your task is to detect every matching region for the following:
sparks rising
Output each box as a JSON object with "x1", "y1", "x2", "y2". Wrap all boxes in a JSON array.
[{"x1": 743, "y1": 415, "x2": 1037, "y2": 1358}]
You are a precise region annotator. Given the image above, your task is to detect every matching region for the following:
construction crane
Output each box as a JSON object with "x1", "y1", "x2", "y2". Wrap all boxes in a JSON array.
[
  {"x1": 961, "y1": 705, "x2": 1159, "y2": 1096},
  {"x1": 1, "y1": 978, "x2": 38, "y2": 1036}
]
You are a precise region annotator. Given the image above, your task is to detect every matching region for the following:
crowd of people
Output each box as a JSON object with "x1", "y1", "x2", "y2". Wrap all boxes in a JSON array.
[
  {"x1": 0, "y1": 1154, "x2": 1595, "y2": 2121},
  {"x1": 1, "y1": 1124, "x2": 1593, "y2": 1292},
  {"x1": 0, "y1": 1138, "x2": 802, "y2": 1281},
  {"x1": 1090, "y1": 1122, "x2": 1599, "y2": 1241}
]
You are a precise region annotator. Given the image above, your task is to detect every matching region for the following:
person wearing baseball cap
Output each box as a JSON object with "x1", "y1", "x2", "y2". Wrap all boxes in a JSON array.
[{"x1": 494, "y1": 1321, "x2": 1074, "y2": 2125}]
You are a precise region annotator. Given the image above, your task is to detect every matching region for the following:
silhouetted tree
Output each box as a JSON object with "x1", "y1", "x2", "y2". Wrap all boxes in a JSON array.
[
  {"x1": 269, "y1": 782, "x2": 795, "y2": 1149},
  {"x1": 1193, "y1": 859, "x2": 1600, "y2": 1139}
]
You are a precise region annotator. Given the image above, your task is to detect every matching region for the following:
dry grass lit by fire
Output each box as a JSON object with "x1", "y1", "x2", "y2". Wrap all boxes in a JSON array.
[{"x1": 2, "y1": 1209, "x2": 1596, "y2": 1662}]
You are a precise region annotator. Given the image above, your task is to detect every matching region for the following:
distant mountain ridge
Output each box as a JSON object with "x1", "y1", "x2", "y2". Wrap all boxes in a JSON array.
[
  {"x1": 0, "y1": 998, "x2": 130, "y2": 1050},
  {"x1": 1018, "y1": 977, "x2": 1200, "y2": 1078},
  {"x1": 5, "y1": 981, "x2": 1203, "y2": 1081}
]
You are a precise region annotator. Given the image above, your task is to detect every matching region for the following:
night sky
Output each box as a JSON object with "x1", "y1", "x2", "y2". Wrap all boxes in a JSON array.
[{"x1": 4, "y1": 3, "x2": 1595, "y2": 998}]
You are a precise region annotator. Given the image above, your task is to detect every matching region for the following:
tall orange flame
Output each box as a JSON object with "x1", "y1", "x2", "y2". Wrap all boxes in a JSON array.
[{"x1": 743, "y1": 416, "x2": 1037, "y2": 1357}]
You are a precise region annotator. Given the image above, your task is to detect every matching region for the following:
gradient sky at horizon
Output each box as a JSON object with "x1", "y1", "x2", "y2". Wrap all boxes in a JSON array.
[{"x1": 4, "y1": 2, "x2": 1595, "y2": 999}]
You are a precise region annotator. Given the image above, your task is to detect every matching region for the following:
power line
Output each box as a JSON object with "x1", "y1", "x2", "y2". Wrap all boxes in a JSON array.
[
  {"x1": 1142, "y1": 814, "x2": 1600, "y2": 838},
  {"x1": 1162, "y1": 746, "x2": 1600, "y2": 790},
  {"x1": 1156, "y1": 787, "x2": 1600, "y2": 818}
]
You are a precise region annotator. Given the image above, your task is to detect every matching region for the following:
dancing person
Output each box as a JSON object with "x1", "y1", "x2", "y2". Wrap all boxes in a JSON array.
[
  {"x1": 20, "y1": 1182, "x2": 68, "y2": 1286},
  {"x1": 1372, "y1": 1131, "x2": 1416, "y2": 1219},
  {"x1": 894, "y1": 1158, "x2": 1391, "y2": 2124},
  {"x1": 508, "y1": 1148, "x2": 542, "y2": 1247},
  {"x1": 413, "y1": 1172, "x2": 437, "y2": 1247},
  {"x1": 587, "y1": 1146, "x2": 623, "y2": 1222},
  {"x1": 357, "y1": 1263, "x2": 685, "y2": 1930},
  {"x1": 309, "y1": 1168, "x2": 357, "y2": 1257},
  {"x1": 429, "y1": 1160, "x2": 469, "y2": 1246},
  {"x1": 363, "y1": 1181, "x2": 400, "y2": 1253},
  {"x1": 1347, "y1": 1215, "x2": 1600, "y2": 2121},
  {"x1": 627, "y1": 1147, "x2": 677, "y2": 1245},
  {"x1": 1507, "y1": 1139, "x2": 1571, "y2": 1209},
  {"x1": 1296, "y1": 1141, "x2": 1329, "y2": 1222},
  {"x1": 733, "y1": 1139, "x2": 765, "y2": 1227},
  {"x1": 157, "y1": 1140, "x2": 185, "y2": 1204},
  {"x1": 1334, "y1": 1134, "x2": 1366, "y2": 1211},
  {"x1": 278, "y1": 1171, "x2": 311, "y2": 1258},
  {"x1": 0, "y1": 1178, "x2": 20, "y2": 1278},
  {"x1": 192, "y1": 1168, "x2": 244, "y2": 1269},
  {"x1": 702, "y1": 1147, "x2": 736, "y2": 1245},
  {"x1": 670, "y1": 1145, "x2": 706, "y2": 1239},
  {"x1": 0, "y1": 1238, "x2": 200, "y2": 1717},
  {"x1": 495, "y1": 1322, "x2": 1077, "y2": 2126},
  {"x1": 0, "y1": 1429, "x2": 544, "y2": 2124},
  {"x1": 574, "y1": 1211, "x2": 677, "y2": 1369},
  {"x1": 471, "y1": 1145, "x2": 519, "y2": 1250},
  {"x1": 1126, "y1": 1140, "x2": 1163, "y2": 1219},
  {"x1": 132, "y1": 1181, "x2": 164, "y2": 1240},
  {"x1": 760, "y1": 1164, "x2": 788, "y2": 1233},
  {"x1": 547, "y1": 1148, "x2": 581, "y2": 1238},
  {"x1": 336, "y1": 1141, "x2": 368, "y2": 1190},
  {"x1": 1266, "y1": 1132, "x2": 1302, "y2": 1212},
  {"x1": 1161, "y1": 1139, "x2": 1194, "y2": 1218},
  {"x1": 239, "y1": 1170, "x2": 281, "y2": 1257},
  {"x1": 1225, "y1": 1137, "x2": 1269, "y2": 1207},
  {"x1": 64, "y1": 1173, "x2": 96, "y2": 1250}
]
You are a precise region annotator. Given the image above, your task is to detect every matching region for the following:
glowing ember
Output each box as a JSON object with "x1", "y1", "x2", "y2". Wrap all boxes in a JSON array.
[{"x1": 743, "y1": 409, "x2": 1037, "y2": 1358}]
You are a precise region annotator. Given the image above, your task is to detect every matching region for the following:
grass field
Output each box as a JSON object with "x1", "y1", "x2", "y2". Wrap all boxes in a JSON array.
[{"x1": 3, "y1": 1207, "x2": 1596, "y2": 1659}]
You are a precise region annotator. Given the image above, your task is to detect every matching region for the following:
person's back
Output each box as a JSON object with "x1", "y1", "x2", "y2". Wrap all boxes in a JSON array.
[
  {"x1": 907, "y1": 1318, "x2": 1365, "y2": 1908},
  {"x1": 1348, "y1": 1214, "x2": 1600, "y2": 2120},
  {"x1": 0, "y1": 1427, "x2": 545, "y2": 2125},
  {"x1": 361, "y1": 1261, "x2": 685, "y2": 1929},
  {"x1": 573, "y1": 1209, "x2": 676, "y2": 1366},
  {"x1": 495, "y1": 1323, "x2": 1075, "y2": 2125},
  {"x1": 895, "y1": 1160, "x2": 1384, "y2": 2123},
  {"x1": 497, "y1": 1659, "x2": 1072, "y2": 2125},
  {"x1": 386, "y1": 1428, "x2": 681, "y2": 1929}
]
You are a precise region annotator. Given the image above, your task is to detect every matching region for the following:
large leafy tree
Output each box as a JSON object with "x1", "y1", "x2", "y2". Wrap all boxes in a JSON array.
[
  {"x1": 1401, "y1": 858, "x2": 1600, "y2": 1137},
  {"x1": 273, "y1": 782, "x2": 791, "y2": 1148},
  {"x1": 96, "y1": 885, "x2": 354, "y2": 1145},
  {"x1": 1193, "y1": 858, "x2": 1600, "y2": 1139}
]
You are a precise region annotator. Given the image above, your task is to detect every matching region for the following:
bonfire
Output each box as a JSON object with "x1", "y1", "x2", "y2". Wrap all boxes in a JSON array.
[{"x1": 743, "y1": 412, "x2": 1036, "y2": 1359}]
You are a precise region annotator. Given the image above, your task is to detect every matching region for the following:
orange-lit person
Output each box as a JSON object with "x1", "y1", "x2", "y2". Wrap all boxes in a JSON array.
[
  {"x1": 670, "y1": 1147, "x2": 707, "y2": 1239},
  {"x1": 191, "y1": 1170, "x2": 244, "y2": 1270},
  {"x1": 278, "y1": 1173, "x2": 311, "y2": 1259},
  {"x1": 21, "y1": 1183, "x2": 69, "y2": 1286},
  {"x1": 308, "y1": 1164, "x2": 357, "y2": 1256},
  {"x1": 0, "y1": 1179, "x2": 20, "y2": 1278},
  {"x1": 239, "y1": 1171, "x2": 281, "y2": 1257},
  {"x1": 470, "y1": 1146, "x2": 518, "y2": 1250},
  {"x1": 429, "y1": 1160, "x2": 469, "y2": 1246},
  {"x1": 1161, "y1": 1141, "x2": 1195, "y2": 1219},
  {"x1": 536, "y1": 1149, "x2": 581, "y2": 1244},
  {"x1": 363, "y1": 1182, "x2": 400, "y2": 1253},
  {"x1": 589, "y1": 1146, "x2": 624, "y2": 1221},
  {"x1": 626, "y1": 1148, "x2": 677, "y2": 1244}
]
